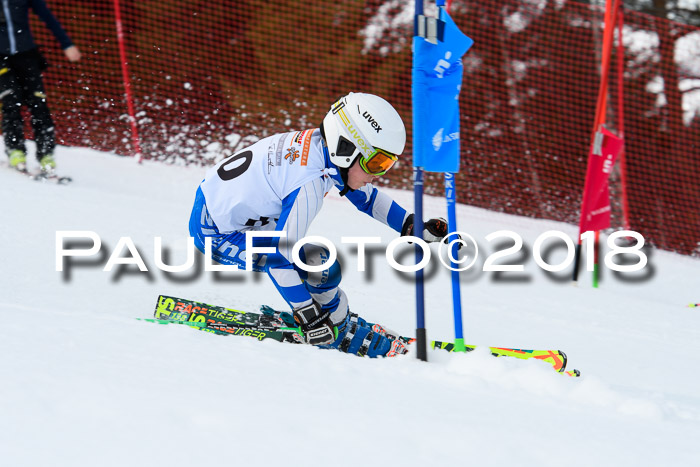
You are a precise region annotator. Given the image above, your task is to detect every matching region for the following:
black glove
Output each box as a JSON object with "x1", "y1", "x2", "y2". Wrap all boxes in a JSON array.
[
  {"x1": 293, "y1": 301, "x2": 336, "y2": 346},
  {"x1": 401, "y1": 214, "x2": 462, "y2": 249},
  {"x1": 401, "y1": 214, "x2": 449, "y2": 242}
]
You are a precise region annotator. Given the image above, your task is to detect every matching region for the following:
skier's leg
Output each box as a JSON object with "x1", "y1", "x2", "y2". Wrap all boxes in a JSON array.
[
  {"x1": 294, "y1": 243, "x2": 348, "y2": 325},
  {"x1": 15, "y1": 49, "x2": 55, "y2": 164},
  {"x1": 296, "y1": 243, "x2": 407, "y2": 357},
  {"x1": 0, "y1": 65, "x2": 27, "y2": 166}
]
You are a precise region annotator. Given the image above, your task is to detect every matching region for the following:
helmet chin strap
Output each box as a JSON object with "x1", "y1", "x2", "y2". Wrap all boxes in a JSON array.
[{"x1": 338, "y1": 166, "x2": 353, "y2": 197}]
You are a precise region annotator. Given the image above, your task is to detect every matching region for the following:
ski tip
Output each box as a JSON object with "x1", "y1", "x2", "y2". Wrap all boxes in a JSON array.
[
  {"x1": 558, "y1": 350, "x2": 568, "y2": 372},
  {"x1": 564, "y1": 369, "x2": 581, "y2": 377}
]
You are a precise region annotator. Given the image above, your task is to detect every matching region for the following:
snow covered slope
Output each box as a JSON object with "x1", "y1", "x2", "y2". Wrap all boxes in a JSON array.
[{"x1": 1, "y1": 146, "x2": 699, "y2": 467}]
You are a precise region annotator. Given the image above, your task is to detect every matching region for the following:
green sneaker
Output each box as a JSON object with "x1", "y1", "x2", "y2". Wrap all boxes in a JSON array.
[
  {"x1": 39, "y1": 154, "x2": 56, "y2": 173},
  {"x1": 8, "y1": 149, "x2": 27, "y2": 171}
]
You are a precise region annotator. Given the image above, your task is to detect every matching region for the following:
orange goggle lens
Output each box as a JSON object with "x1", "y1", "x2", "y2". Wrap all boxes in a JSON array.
[{"x1": 359, "y1": 149, "x2": 398, "y2": 176}]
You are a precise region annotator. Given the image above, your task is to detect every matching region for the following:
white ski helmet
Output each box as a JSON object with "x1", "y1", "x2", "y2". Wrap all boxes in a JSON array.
[{"x1": 322, "y1": 92, "x2": 406, "y2": 173}]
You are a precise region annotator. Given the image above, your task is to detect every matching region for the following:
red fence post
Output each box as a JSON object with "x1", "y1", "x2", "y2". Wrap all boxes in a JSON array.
[{"x1": 112, "y1": 0, "x2": 142, "y2": 162}]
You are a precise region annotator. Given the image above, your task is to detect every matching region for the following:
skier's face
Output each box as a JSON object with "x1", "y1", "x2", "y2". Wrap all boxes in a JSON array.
[{"x1": 347, "y1": 159, "x2": 379, "y2": 189}]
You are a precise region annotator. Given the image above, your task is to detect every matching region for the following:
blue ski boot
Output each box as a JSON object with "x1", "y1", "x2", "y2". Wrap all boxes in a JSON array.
[{"x1": 326, "y1": 312, "x2": 408, "y2": 358}]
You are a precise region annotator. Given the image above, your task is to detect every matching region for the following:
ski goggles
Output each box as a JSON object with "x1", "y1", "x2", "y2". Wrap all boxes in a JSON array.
[{"x1": 358, "y1": 148, "x2": 398, "y2": 176}]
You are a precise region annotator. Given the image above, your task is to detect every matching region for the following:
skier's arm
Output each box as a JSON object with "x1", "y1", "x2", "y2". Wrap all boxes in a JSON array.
[
  {"x1": 30, "y1": 0, "x2": 74, "y2": 50},
  {"x1": 344, "y1": 184, "x2": 410, "y2": 234},
  {"x1": 344, "y1": 184, "x2": 452, "y2": 244}
]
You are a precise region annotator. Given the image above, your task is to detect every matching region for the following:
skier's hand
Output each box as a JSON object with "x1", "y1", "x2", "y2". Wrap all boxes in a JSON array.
[
  {"x1": 63, "y1": 46, "x2": 81, "y2": 62},
  {"x1": 401, "y1": 214, "x2": 460, "y2": 248},
  {"x1": 293, "y1": 301, "x2": 336, "y2": 346},
  {"x1": 423, "y1": 217, "x2": 449, "y2": 243}
]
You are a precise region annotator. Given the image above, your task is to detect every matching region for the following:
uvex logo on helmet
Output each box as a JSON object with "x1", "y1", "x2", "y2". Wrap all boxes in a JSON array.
[
  {"x1": 360, "y1": 106, "x2": 382, "y2": 133},
  {"x1": 346, "y1": 123, "x2": 373, "y2": 156}
]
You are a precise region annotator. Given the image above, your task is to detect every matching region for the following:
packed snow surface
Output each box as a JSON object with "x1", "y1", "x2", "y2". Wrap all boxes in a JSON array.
[{"x1": 1, "y1": 147, "x2": 699, "y2": 466}]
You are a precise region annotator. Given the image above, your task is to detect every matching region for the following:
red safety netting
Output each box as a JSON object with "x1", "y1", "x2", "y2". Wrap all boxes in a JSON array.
[{"x1": 26, "y1": 0, "x2": 700, "y2": 255}]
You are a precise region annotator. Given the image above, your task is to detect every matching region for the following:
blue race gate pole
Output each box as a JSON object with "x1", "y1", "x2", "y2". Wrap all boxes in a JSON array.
[
  {"x1": 439, "y1": 0, "x2": 465, "y2": 351},
  {"x1": 413, "y1": 0, "x2": 472, "y2": 358},
  {"x1": 414, "y1": 168, "x2": 427, "y2": 361},
  {"x1": 413, "y1": 0, "x2": 428, "y2": 362},
  {"x1": 444, "y1": 172, "x2": 465, "y2": 351}
]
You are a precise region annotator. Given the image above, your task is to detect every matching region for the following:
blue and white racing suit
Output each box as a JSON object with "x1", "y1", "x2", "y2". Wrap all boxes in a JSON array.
[{"x1": 189, "y1": 129, "x2": 409, "y2": 324}]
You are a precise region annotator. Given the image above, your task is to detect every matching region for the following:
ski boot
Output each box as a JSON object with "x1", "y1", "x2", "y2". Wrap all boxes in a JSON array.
[
  {"x1": 8, "y1": 149, "x2": 27, "y2": 172},
  {"x1": 39, "y1": 154, "x2": 56, "y2": 174},
  {"x1": 326, "y1": 312, "x2": 408, "y2": 358}
]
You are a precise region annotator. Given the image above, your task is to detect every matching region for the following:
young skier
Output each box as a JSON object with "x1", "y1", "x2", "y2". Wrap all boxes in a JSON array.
[{"x1": 189, "y1": 92, "x2": 451, "y2": 357}]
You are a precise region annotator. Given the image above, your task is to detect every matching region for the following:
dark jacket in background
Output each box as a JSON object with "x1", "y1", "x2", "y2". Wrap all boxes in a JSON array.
[{"x1": 0, "y1": 0, "x2": 72, "y2": 56}]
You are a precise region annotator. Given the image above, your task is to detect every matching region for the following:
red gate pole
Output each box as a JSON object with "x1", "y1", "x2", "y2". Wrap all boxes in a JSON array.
[
  {"x1": 113, "y1": 0, "x2": 142, "y2": 162},
  {"x1": 573, "y1": 0, "x2": 621, "y2": 286},
  {"x1": 616, "y1": 5, "x2": 630, "y2": 231}
]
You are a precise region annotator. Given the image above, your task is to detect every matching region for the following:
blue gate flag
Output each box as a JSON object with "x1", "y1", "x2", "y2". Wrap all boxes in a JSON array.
[{"x1": 412, "y1": 10, "x2": 473, "y2": 173}]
